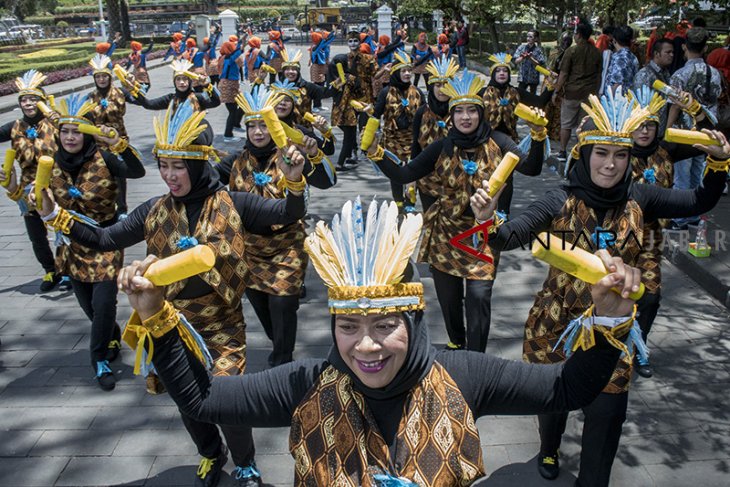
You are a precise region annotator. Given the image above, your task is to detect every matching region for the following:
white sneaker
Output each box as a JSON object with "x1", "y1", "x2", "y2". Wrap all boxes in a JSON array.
[{"x1": 223, "y1": 136, "x2": 241, "y2": 143}]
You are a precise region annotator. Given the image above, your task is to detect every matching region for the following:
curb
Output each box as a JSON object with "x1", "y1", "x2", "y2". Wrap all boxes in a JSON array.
[
  {"x1": 0, "y1": 60, "x2": 172, "y2": 115},
  {"x1": 663, "y1": 237, "x2": 730, "y2": 310}
]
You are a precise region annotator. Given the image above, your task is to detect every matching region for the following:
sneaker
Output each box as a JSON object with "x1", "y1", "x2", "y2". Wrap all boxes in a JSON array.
[
  {"x1": 95, "y1": 360, "x2": 116, "y2": 391},
  {"x1": 39, "y1": 272, "x2": 61, "y2": 292},
  {"x1": 106, "y1": 340, "x2": 122, "y2": 362},
  {"x1": 312, "y1": 107, "x2": 321, "y2": 113},
  {"x1": 145, "y1": 372, "x2": 167, "y2": 395},
  {"x1": 195, "y1": 445, "x2": 228, "y2": 487},
  {"x1": 556, "y1": 151, "x2": 567, "y2": 162},
  {"x1": 635, "y1": 360, "x2": 653, "y2": 378},
  {"x1": 117, "y1": 212, "x2": 128, "y2": 221},
  {"x1": 537, "y1": 452, "x2": 560, "y2": 480},
  {"x1": 58, "y1": 276, "x2": 72, "y2": 291},
  {"x1": 318, "y1": 106, "x2": 329, "y2": 112},
  {"x1": 445, "y1": 341, "x2": 464, "y2": 351},
  {"x1": 233, "y1": 462, "x2": 262, "y2": 487},
  {"x1": 345, "y1": 158, "x2": 358, "y2": 165},
  {"x1": 223, "y1": 136, "x2": 241, "y2": 143}
]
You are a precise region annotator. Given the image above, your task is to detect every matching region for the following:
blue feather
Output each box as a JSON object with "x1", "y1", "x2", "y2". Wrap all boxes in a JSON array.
[
  {"x1": 352, "y1": 196, "x2": 365, "y2": 285},
  {"x1": 168, "y1": 99, "x2": 194, "y2": 144}
]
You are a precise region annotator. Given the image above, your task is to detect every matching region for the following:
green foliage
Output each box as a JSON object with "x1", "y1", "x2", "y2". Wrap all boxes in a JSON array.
[{"x1": 23, "y1": 15, "x2": 56, "y2": 25}]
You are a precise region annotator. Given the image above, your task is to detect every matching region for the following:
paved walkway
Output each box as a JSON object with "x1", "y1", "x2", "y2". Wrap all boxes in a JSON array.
[{"x1": 0, "y1": 45, "x2": 728, "y2": 486}]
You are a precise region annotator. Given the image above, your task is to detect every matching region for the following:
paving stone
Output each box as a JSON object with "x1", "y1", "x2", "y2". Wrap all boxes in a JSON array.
[
  {"x1": 0, "y1": 430, "x2": 44, "y2": 457},
  {"x1": 0, "y1": 406, "x2": 98, "y2": 431},
  {"x1": 89, "y1": 405, "x2": 177, "y2": 430},
  {"x1": 644, "y1": 459, "x2": 730, "y2": 486},
  {"x1": 0, "y1": 457, "x2": 69, "y2": 486},
  {"x1": 30, "y1": 429, "x2": 124, "y2": 456},
  {"x1": 114, "y1": 429, "x2": 199, "y2": 457},
  {"x1": 55, "y1": 456, "x2": 154, "y2": 486}
]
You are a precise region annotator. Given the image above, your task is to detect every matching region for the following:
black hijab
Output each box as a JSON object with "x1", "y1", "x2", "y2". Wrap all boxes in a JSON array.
[
  {"x1": 389, "y1": 69, "x2": 410, "y2": 92},
  {"x1": 565, "y1": 142, "x2": 633, "y2": 211},
  {"x1": 442, "y1": 104, "x2": 492, "y2": 157},
  {"x1": 427, "y1": 84, "x2": 450, "y2": 118},
  {"x1": 174, "y1": 80, "x2": 193, "y2": 101},
  {"x1": 164, "y1": 124, "x2": 223, "y2": 204},
  {"x1": 245, "y1": 124, "x2": 277, "y2": 162},
  {"x1": 55, "y1": 131, "x2": 98, "y2": 177},
  {"x1": 488, "y1": 66, "x2": 512, "y2": 92},
  {"x1": 23, "y1": 110, "x2": 44, "y2": 126},
  {"x1": 631, "y1": 121, "x2": 660, "y2": 159}
]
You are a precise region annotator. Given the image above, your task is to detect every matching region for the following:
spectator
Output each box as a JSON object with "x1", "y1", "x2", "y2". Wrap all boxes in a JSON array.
[
  {"x1": 456, "y1": 21, "x2": 469, "y2": 68},
  {"x1": 602, "y1": 25, "x2": 639, "y2": 95},
  {"x1": 634, "y1": 37, "x2": 674, "y2": 134},
  {"x1": 707, "y1": 34, "x2": 730, "y2": 85},
  {"x1": 552, "y1": 19, "x2": 602, "y2": 161},
  {"x1": 666, "y1": 20, "x2": 691, "y2": 74},
  {"x1": 595, "y1": 26, "x2": 614, "y2": 51},
  {"x1": 667, "y1": 27, "x2": 723, "y2": 229},
  {"x1": 514, "y1": 30, "x2": 546, "y2": 94}
]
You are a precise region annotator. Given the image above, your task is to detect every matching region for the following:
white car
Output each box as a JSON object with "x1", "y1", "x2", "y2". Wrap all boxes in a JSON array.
[
  {"x1": 281, "y1": 27, "x2": 301, "y2": 38},
  {"x1": 634, "y1": 16, "x2": 672, "y2": 29}
]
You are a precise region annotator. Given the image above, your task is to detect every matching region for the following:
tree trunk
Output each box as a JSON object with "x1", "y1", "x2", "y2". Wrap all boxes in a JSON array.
[
  {"x1": 487, "y1": 17, "x2": 500, "y2": 52},
  {"x1": 107, "y1": 0, "x2": 121, "y2": 39},
  {"x1": 119, "y1": 0, "x2": 131, "y2": 43},
  {"x1": 203, "y1": 0, "x2": 218, "y2": 15}
]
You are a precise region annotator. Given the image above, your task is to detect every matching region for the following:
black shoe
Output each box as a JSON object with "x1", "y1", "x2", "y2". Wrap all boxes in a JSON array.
[
  {"x1": 39, "y1": 272, "x2": 61, "y2": 292},
  {"x1": 556, "y1": 151, "x2": 567, "y2": 162},
  {"x1": 232, "y1": 462, "x2": 262, "y2": 487},
  {"x1": 336, "y1": 163, "x2": 349, "y2": 171},
  {"x1": 635, "y1": 362, "x2": 653, "y2": 378},
  {"x1": 195, "y1": 445, "x2": 228, "y2": 487},
  {"x1": 537, "y1": 452, "x2": 560, "y2": 480},
  {"x1": 299, "y1": 285, "x2": 306, "y2": 299},
  {"x1": 345, "y1": 158, "x2": 359, "y2": 165},
  {"x1": 58, "y1": 276, "x2": 72, "y2": 291},
  {"x1": 95, "y1": 360, "x2": 116, "y2": 391}
]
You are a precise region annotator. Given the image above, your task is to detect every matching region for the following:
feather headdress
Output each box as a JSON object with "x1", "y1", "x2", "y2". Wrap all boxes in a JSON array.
[
  {"x1": 170, "y1": 58, "x2": 194, "y2": 78},
  {"x1": 426, "y1": 56, "x2": 459, "y2": 85},
  {"x1": 629, "y1": 86, "x2": 666, "y2": 123},
  {"x1": 579, "y1": 87, "x2": 651, "y2": 147},
  {"x1": 153, "y1": 99, "x2": 214, "y2": 161},
  {"x1": 280, "y1": 48, "x2": 303, "y2": 68},
  {"x1": 440, "y1": 69, "x2": 485, "y2": 110},
  {"x1": 89, "y1": 54, "x2": 112, "y2": 76},
  {"x1": 15, "y1": 69, "x2": 47, "y2": 99},
  {"x1": 304, "y1": 197, "x2": 424, "y2": 315},
  {"x1": 57, "y1": 93, "x2": 97, "y2": 126},
  {"x1": 488, "y1": 52, "x2": 512, "y2": 73},
  {"x1": 390, "y1": 49, "x2": 413, "y2": 73},
  {"x1": 271, "y1": 78, "x2": 301, "y2": 104},
  {"x1": 235, "y1": 85, "x2": 284, "y2": 123}
]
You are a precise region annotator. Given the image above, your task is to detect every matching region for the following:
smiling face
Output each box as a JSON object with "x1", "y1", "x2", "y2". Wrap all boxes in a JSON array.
[
  {"x1": 275, "y1": 96, "x2": 294, "y2": 118},
  {"x1": 334, "y1": 313, "x2": 409, "y2": 389},
  {"x1": 19, "y1": 94, "x2": 40, "y2": 118},
  {"x1": 284, "y1": 66, "x2": 299, "y2": 82},
  {"x1": 158, "y1": 157, "x2": 191, "y2": 197},
  {"x1": 589, "y1": 144, "x2": 631, "y2": 188},
  {"x1": 632, "y1": 121, "x2": 658, "y2": 147},
  {"x1": 59, "y1": 124, "x2": 84, "y2": 154},
  {"x1": 452, "y1": 104, "x2": 480, "y2": 134},
  {"x1": 494, "y1": 66, "x2": 510, "y2": 84},
  {"x1": 246, "y1": 120, "x2": 271, "y2": 147}
]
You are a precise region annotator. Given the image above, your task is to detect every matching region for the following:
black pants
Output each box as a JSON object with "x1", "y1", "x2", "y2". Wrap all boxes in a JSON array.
[
  {"x1": 225, "y1": 102, "x2": 241, "y2": 138},
  {"x1": 430, "y1": 267, "x2": 494, "y2": 352},
  {"x1": 246, "y1": 288, "x2": 299, "y2": 366},
  {"x1": 391, "y1": 181, "x2": 405, "y2": 204},
  {"x1": 69, "y1": 278, "x2": 118, "y2": 367},
  {"x1": 538, "y1": 392, "x2": 628, "y2": 487},
  {"x1": 413, "y1": 73, "x2": 430, "y2": 88},
  {"x1": 636, "y1": 291, "x2": 661, "y2": 344},
  {"x1": 313, "y1": 82, "x2": 324, "y2": 108},
  {"x1": 23, "y1": 212, "x2": 55, "y2": 274},
  {"x1": 180, "y1": 411, "x2": 255, "y2": 466},
  {"x1": 116, "y1": 177, "x2": 128, "y2": 214},
  {"x1": 337, "y1": 125, "x2": 357, "y2": 168},
  {"x1": 518, "y1": 81, "x2": 538, "y2": 94},
  {"x1": 210, "y1": 74, "x2": 220, "y2": 86},
  {"x1": 269, "y1": 72, "x2": 277, "y2": 85}
]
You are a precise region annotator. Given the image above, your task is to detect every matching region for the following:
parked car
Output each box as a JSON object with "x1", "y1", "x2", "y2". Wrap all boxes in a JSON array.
[
  {"x1": 633, "y1": 15, "x2": 672, "y2": 30},
  {"x1": 281, "y1": 27, "x2": 300, "y2": 39}
]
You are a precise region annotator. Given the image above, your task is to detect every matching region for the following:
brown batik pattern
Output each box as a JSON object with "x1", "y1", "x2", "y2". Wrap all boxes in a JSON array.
[
  {"x1": 88, "y1": 86, "x2": 128, "y2": 150},
  {"x1": 229, "y1": 150, "x2": 308, "y2": 296},
  {"x1": 51, "y1": 153, "x2": 121, "y2": 282},
  {"x1": 10, "y1": 118, "x2": 57, "y2": 200},
  {"x1": 332, "y1": 52, "x2": 375, "y2": 126},
  {"x1": 309, "y1": 62, "x2": 327, "y2": 84},
  {"x1": 416, "y1": 108, "x2": 449, "y2": 198},
  {"x1": 523, "y1": 196, "x2": 644, "y2": 393},
  {"x1": 481, "y1": 86, "x2": 520, "y2": 139},
  {"x1": 290, "y1": 362, "x2": 485, "y2": 487},
  {"x1": 144, "y1": 191, "x2": 248, "y2": 306},
  {"x1": 631, "y1": 146, "x2": 674, "y2": 295},
  {"x1": 418, "y1": 140, "x2": 502, "y2": 280},
  {"x1": 382, "y1": 85, "x2": 422, "y2": 161},
  {"x1": 297, "y1": 86, "x2": 313, "y2": 126}
]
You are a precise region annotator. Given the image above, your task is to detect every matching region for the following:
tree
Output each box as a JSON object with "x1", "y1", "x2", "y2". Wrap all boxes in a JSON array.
[
  {"x1": 202, "y1": 0, "x2": 217, "y2": 15},
  {"x1": 2, "y1": 0, "x2": 58, "y2": 19},
  {"x1": 106, "y1": 0, "x2": 131, "y2": 43}
]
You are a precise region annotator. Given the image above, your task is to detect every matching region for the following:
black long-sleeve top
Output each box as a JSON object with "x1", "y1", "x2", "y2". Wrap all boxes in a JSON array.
[
  {"x1": 489, "y1": 168, "x2": 727, "y2": 252},
  {"x1": 127, "y1": 90, "x2": 221, "y2": 110},
  {"x1": 68, "y1": 189, "x2": 305, "y2": 299},
  {"x1": 375, "y1": 131, "x2": 544, "y2": 184},
  {"x1": 95, "y1": 146, "x2": 146, "y2": 181},
  {"x1": 372, "y1": 85, "x2": 426, "y2": 126},
  {"x1": 409, "y1": 105, "x2": 447, "y2": 160},
  {"x1": 150, "y1": 324, "x2": 622, "y2": 448},
  {"x1": 215, "y1": 150, "x2": 334, "y2": 191},
  {"x1": 0, "y1": 119, "x2": 16, "y2": 142}
]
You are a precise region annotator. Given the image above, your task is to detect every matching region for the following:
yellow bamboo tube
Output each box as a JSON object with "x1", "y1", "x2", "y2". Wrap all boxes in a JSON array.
[
  {"x1": 144, "y1": 245, "x2": 216, "y2": 286},
  {"x1": 36, "y1": 101, "x2": 52, "y2": 116},
  {"x1": 350, "y1": 100, "x2": 365, "y2": 111},
  {"x1": 514, "y1": 103, "x2": 548, "y2": 126},
  {"x1": 261, "y1": 106, "x2": 288, "y2": 148},
  {"x1": 651, "y1": 79, "x2": 680, "y2": 98},
  {"x1": 532, "y1": 232, "x2": 645, "y2": 300},
  {"x1": 303, "y1": 112, "x2": 316, "y2": 124},
  {"x1": 664, "y1": 128, "x2": 721, "y2": 146},
  {"x1": 34, "y1": 155, "x2": 54, "y2": 211},
  {"x1": 487, "y1": 152, "x2": 520, "y2": 197},
  {"x1": 77, "y1": 123, "x2": 117, "y2": 140},
  {"x1": 261, "y1": 64, "x2": 277, "y2": 74},
  {"x1": 336, "y1": 63, "x2": 346, "y2": 84},
  {"x1": 360, "y1": 117, "x2": 380, "y2": 151},
  {"x1": 280, "y1": 121, "x2": 304, "y2": 145},
  {"x1": 1, "y1": 149, "x2": 16, "y2": 188},
  {"x1": 535, "y1": 65, "x2": 553, "y2": 77}
]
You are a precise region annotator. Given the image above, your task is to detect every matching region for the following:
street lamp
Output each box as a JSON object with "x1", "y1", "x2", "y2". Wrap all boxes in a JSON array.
[{"x1": 98, "y1": 0, "x2": 106, "y2": 38}]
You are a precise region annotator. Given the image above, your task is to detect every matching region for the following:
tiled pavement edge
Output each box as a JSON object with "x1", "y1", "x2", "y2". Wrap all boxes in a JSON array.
[{"x1": 0, "y1": 44, "x2": 728, "y2": 486}]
